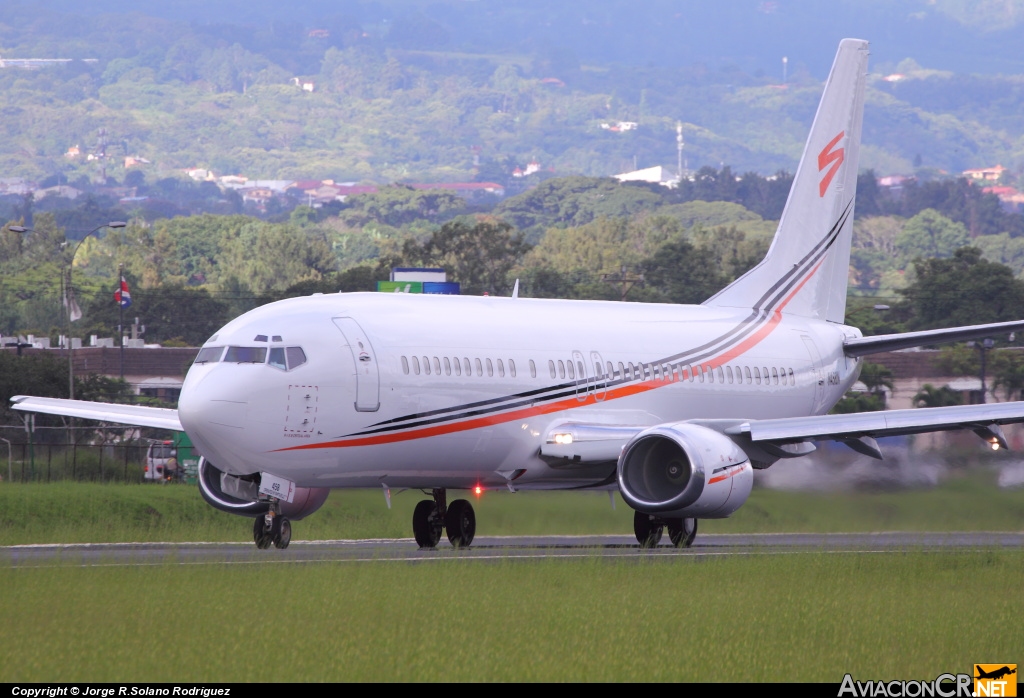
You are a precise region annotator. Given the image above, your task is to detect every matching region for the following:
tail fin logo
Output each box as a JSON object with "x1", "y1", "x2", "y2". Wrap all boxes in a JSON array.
[{"x1": 817, "y1": 131, "x2": 845, "y2": 197}]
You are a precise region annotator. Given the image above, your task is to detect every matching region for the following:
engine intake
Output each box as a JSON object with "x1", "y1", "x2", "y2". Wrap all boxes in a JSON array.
[
  {"x1": 617, "y1": 423, "x2": 753, "y2": 519},
  {"x1": 198, "y1": 457, "x2": 329, "y2": 520}
]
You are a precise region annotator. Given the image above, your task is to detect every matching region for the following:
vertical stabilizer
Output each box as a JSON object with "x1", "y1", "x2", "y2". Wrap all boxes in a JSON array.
[{"x1": 704, "y1": 39, "x2": 868, "y2": 323}]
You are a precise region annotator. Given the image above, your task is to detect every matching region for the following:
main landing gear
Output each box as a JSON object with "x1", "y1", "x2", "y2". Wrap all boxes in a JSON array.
[
  {"x1": 253, "y1": 506, "x2": 292, "y2": 550},
  {"x1": 633, "y1": 511, "x2": 698, "y2": 548},
  {"x1": 412, "y1": 488, "x2": 476, "y2": 549}
]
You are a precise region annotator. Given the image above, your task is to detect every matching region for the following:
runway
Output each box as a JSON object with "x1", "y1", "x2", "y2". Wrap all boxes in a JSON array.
[{"x1": 3, "y1": 532, "x2": 1023, "y2": 568}]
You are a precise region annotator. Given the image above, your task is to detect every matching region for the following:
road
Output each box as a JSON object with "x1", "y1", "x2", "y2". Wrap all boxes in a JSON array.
[{"x1": 3, "y1": 532, "x2": 1023, "y2": 568}]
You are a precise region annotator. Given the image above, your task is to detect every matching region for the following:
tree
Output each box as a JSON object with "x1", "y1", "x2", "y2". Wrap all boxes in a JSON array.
[
  {"x1": 901, "y1": 247, "x2": 1024, "y2": 330},
  {"x1": 895, "y1": 209, "x2": 969, "y2": 261},
  {"x1": 403, "y1": 217, "x2": 531, "y2": 296},
  {"x1": 991, "y1": 350, "x2": 1024, "y2": 402},
  {"x1": 641, "y1": 239, "x2": 727, "y2": 305},
  {"x1": 912, "y1": 384, "x2": 963, "y2": 408}
]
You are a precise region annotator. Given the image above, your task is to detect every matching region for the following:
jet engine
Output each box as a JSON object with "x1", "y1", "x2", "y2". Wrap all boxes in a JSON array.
[
  {"x1": 198, "y1": 457, "x2": 329, "y2": 520},
  {"x1": 617, "y1": 423, "x2": 753, "y2": 519}
]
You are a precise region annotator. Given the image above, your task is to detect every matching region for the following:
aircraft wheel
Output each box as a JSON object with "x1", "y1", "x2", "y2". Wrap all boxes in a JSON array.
[
  {"x1": 413, "y1": 500, "x2": 443, "y2": 549},
  {"x1": 253, "y1": 515, "x2": 274, "y2": 549},
  {"x1": 445, "y1": 499, "x2": 476, "y2": 548},
  {"x1": 633, "y1": 511, "x2": 663, "y2": 548},
  {"x1": 274, "y1": 517, "x2": 292, "y2": 549},
  {"x1": 667, "y1": 517, "x2": 698, "y2": 548}
]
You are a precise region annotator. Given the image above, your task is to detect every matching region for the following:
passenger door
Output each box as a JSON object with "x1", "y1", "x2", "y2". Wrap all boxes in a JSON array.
[{"x1": 333, "y1": 317, "x2": 380, "y2": 412}]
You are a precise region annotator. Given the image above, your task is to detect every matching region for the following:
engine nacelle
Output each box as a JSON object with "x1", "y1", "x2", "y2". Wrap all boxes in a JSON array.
[
  {"x1": 198, "y1": 457, "x2": 330, "y2": 520},
  {"x1": 617, "y1": 423, "x2": 753, "y2": 519}
]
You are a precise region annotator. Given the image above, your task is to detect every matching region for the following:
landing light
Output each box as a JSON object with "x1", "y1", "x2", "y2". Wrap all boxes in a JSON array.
[
  {"x1": 991, "y1": 442, "x2": 1000, "y2": 451},
  {"x1": 474, "y1": 485, "x2": 483, "y2": 497},
  {"x1": 553, "y1": 433, "x2": 573, "y2": 445}
]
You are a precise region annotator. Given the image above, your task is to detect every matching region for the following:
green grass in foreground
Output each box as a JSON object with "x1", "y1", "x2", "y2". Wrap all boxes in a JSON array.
[
  {"x1": 0, "y1": 476, "x2": 1022, "y2": 544},
  {"x1": 1, "y1": 552, "x2": 1019, "y2": 682}
]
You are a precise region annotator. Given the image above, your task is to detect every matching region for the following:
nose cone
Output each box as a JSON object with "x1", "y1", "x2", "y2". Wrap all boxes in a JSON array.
[{"x1": 178, "y1": 367, "x2": 251, "y2": 474}]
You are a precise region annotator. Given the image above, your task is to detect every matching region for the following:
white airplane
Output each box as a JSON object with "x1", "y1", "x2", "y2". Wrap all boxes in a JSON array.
[{"x1": 13, "y1": 39, "x2": 1024, "y2": 550}]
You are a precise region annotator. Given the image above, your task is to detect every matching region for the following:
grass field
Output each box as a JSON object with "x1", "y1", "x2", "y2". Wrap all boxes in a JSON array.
[
  {"x1": 1, "y1": 551, "x2": 1020, "y2": 682},
  {"x1": 0, "y1": 476, "x2": 1022, "y2": 544},
  {"x1": 1, "y1": 478, "x2": 1021, "y2": 682}
]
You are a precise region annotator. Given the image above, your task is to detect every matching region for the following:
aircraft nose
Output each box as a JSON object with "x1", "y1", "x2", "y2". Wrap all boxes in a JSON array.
[{"x1": 178, "y1": 369, "x2": 249, "y2": 470}]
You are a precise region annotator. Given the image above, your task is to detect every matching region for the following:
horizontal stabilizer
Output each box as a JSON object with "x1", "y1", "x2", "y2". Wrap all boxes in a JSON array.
[
  {"x1": 10, "y1": 396, "x2": 182, "y2": 431},
  {"x1": 844, "y1": 320, "x2": 1024, "y2": 357}
]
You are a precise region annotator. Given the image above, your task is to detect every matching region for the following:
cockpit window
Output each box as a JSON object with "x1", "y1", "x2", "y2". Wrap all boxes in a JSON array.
[
  {"x1": 268, "y1": 347, "x2": 287, "y2": 370},
  {"x1": 286, "y1": 347, "x2": 307, "y2": 369},
  {"x1": 224, "y1": 346, "x2": 267, "y2": 363},
  {"x1": 195, "y1": 346, "x2": 224, "y2": 364}
]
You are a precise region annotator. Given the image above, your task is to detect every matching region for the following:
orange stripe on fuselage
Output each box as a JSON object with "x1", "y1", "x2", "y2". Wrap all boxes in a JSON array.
[{"x1": 276, "y1": 259, "x2": 826, "y2": 453}]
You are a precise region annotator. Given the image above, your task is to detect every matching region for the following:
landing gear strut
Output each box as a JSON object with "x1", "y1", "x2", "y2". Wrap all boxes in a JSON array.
[
  {"x1": 633, "y1": 511, "x2": 697, "y2": 548},
  {"x1": 412, "y1": 488, "x2": 476, "y2": 549},
  {"x1": 253, "y1": 502, "x2": 292, "y2": 550}
]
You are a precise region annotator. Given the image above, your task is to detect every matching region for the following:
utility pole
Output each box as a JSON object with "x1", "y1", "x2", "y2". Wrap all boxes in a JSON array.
[
  {"x1": 119, "y1": 262, "x2": 125, "y2": 381},
  {"x1": 601, "y1": 266, "x2": 645, "y2": 302}
]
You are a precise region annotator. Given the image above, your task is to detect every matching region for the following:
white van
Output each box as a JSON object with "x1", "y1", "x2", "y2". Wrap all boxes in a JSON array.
[{"x1": 145, "y1": 440, "x2": 178, "y2": 481}]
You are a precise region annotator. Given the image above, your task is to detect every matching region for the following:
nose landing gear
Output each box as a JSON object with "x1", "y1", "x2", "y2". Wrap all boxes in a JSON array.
[
  {"x1": 412, "y1": 488, "x2": 477, "y2": 549},
  {"x1": 253, "y1": 506, "x2": 292, "y2": 550}
]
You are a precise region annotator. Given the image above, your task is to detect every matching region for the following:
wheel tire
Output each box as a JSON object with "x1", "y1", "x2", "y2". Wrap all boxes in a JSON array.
[
  {"x1": 412, "y1": 500, "x2": 443, "y2": 548},
  {"x1": 633, "y1": 511, "x2": 663, "y2": 548},
  {"x1": 253, "y1": 516, "x2": 273, "y2": 550},
  {"x1": 445, "y1": 499, "x2": 476, "y2": 548},
  {"x1": 274, "y1": 517, "x2": 292, "y2": 549},
  {"x1": 667, "y1": 517, "x2": 698, "y2": 548}
]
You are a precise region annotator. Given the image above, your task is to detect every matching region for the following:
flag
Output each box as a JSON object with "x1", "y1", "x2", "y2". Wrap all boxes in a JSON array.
[
  {"x1": 114, "y1": 276, "x2": 132, "y2": 309},
  {"x1": 63, "y1": 290, "x2": 83, "y2": 322}
]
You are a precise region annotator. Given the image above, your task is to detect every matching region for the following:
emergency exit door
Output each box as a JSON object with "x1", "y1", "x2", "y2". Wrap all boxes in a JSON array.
[{"x1": 333, "y1": 317, "x2": 380, "y2": 412}]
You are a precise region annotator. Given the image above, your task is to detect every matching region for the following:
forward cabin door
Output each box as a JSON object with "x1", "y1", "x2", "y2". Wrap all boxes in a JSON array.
[{"x1": 333, "y1": 317, "x2": 380, "y2": 412}]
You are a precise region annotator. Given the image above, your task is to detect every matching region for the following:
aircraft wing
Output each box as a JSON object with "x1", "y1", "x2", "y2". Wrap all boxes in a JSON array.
[
  {"x1": 844, "y1": 319, "x2": 1024, "y2": 357},
  {"x1": 10, "y1": 396, "x2": 182, "y2": 431},
  {"x1": 542, "y1": 401, "x2": 1024, "y2": 466},
  {"x1": 727, "y1": 401, "x2": 1024, "y2": 457}
]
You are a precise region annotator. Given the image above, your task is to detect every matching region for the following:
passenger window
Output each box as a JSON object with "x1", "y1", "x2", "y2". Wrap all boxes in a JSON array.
[
  {"x1": 788, "y1": 367, "x2": 795, "y2": 383},
  {"x1": 664, "y1": 363, "x2": 671, "y2": 381},
  {"x1": 618, "y1": 362, "x2": 625, "y2": 379},
  {"x1": 412, "y1": 356, "x2": 421, "y2": 375},
  {"x1": 558, "y1": 360, "x2": 565, "y2": 379},
  {"x1": 754, "y1": 366, "x2": 761, "y2": 385},
  {"x1": 509, "y1": 359, "x2": 516, "y2": 378},
  {"x1": 567, "y1": 361, "x2": 575, "y2": 379},
  {"x1": 772, "y1": 367, "x2": 779, "y2": 384},
  {"x1": 497, "y1": 359, "x2": 505, "y2": 377},
  {"x1": 726, "y1": 366, "x2": 733, "y2": 384},
  {"x1": 606, "y1": 361, "x2": 613, "y2": 378},
  {"x1": 577, "y1": 360, "x2": 585, "y2": 378},
  {"x1": 433, "y1": 357, "x2": 441, "y2": 375},
  {"x1": 453, "y1": 357, "x2": 461, "y2": 376},
  {"x1": 530, "y1": 360, "x2": 537, "y2": 378},
  {"x1": 744, "y1": 366, "x2": 752, "y2": 384},
  {"x1": 595, "y1": 362, "x2": 602, "y2": 377},
  {"x1": 423, "y1": 356, "x2": 431, "y2": 375},
  {"x1": 486, "y1": 358, "x2": 494, "y2": 377},
  {"x1": 688, "y1": 365, "x2": 695, "y2": 382},
  {"x1": 717, "y1": 366, "x2": 725, "y2": 383},
  {"x1": 269, "y1": 347, "x2": 287, "y2": 370},
  {"x1": 476, "y1": 358, "x2": 483, "y2": 376},
  {"x1": 401, "y1": 356, "x2": 409, "y2": 375},
  {"x1": 444, "y1": 357, "x2": 452, "y2": 376},
  {"x1": 627, "y1": 362, "x2": 635, "y2": 379},
  {"x1": 463, "y1": 357, "x2": 471, "y2": 375},
  {"x1": 653, "y1": 364, "x2": 660, "y2": 381},
  {"x1": 549, "y1": 360, "x2": 556, "y2": 378},
  {"x1": 698, "y1": 365, "x2": 704, "y2": 383}
]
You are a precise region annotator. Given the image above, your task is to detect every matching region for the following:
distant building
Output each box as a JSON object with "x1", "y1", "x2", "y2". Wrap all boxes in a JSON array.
[
  {"x1": 983, "y1": 185, "x2": 1024, "y2": 213},
  {"x1": 601, "y1": 121, "x2": 638, "y2": 133},
  {"x1": 65, "y1": 145, "x2": 81, "y2": 158},
  {"x1": 185, "y1": 168, "x2": 214, "y2": 181},
  {"x1": 614, "y1": 165, "x2": 678, "y2": 188},
  {"x1": 963, "y1": 165, "x2": 1007, "y2": 182}
]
